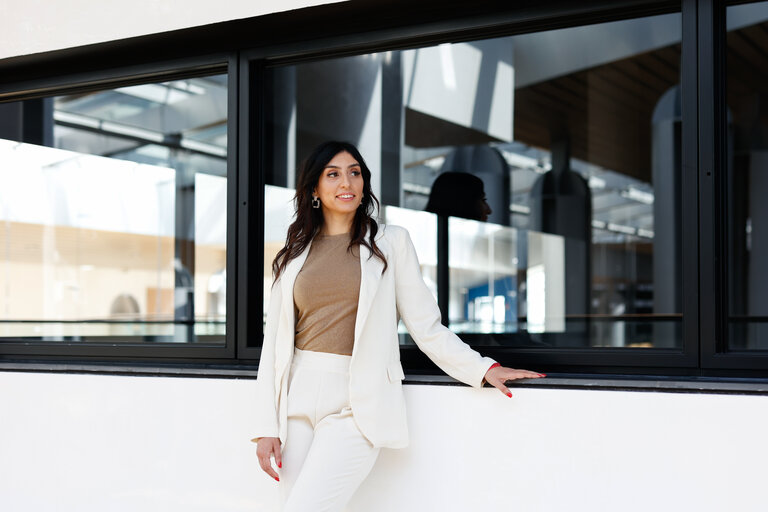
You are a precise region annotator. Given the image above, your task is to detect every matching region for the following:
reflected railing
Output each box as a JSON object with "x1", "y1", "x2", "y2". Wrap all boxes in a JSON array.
[
  {"x1": 728, "y1": 317, "x2": 768, "y2": 351},
  {"x1": 261, "y1": 190, "x2": 681, "y2": 349},
  {"x1": 383, "y1": 205, "x2": 682, "y2": 349},
  {"x1": 0, "y1": 319, "x2": 226, "y2": 342}
]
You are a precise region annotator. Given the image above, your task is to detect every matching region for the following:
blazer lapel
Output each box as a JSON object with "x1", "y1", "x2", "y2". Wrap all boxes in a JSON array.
[
  {"x1": 279, "y1": 242, "x2": 312, "y2": 321},
  {"x1": 275, "y1": 241, "x2": 312, "y2": 370},
  {"x1": 354, "y1": 235, "x2": 385, "y2": 346}
]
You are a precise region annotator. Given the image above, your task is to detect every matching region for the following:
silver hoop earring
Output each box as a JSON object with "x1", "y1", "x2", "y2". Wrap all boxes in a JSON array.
[{"x1": 312, "y1": 196, "x2": 320, "y2": 209}]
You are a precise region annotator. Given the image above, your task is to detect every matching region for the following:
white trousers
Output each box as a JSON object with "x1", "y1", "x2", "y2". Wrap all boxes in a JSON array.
[{"x1": 279, "y1": 348, "x2": 380, "y2": 512}]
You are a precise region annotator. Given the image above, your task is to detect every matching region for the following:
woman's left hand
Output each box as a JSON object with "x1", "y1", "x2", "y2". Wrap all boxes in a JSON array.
[{"x1": 484, "y1": 366, "x2": 545, "y2": 397}]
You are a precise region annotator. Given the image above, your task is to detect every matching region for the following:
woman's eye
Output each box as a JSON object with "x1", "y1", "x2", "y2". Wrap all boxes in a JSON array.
[
  {"x1": 326, "y1": 172, "x2": 338, "y2": 178},
  {"x1": 351, "y1": 170, "x2": 361, "y2": 176}
]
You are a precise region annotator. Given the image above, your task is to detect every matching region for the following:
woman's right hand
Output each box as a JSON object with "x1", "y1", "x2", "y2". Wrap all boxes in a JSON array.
[{"x1": 256, "y1": 437, "x2": 282, "y2": 481}]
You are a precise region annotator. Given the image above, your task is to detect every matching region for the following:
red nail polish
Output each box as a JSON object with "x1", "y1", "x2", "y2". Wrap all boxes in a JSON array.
[
  {"x1": 278, "y1": 462, "x2": 282, "y2": 468},
  {"x1": 275, "y1": 477, "x2": 280, "y2": 482},
  {"x1": 540, "y1": 374, "x2": 547, "y2": 377},
  {"x1": 506, "y1": 392, "x2": 512, "y2": 398}
]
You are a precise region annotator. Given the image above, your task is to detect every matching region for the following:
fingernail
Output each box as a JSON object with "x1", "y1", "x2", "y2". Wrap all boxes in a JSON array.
[
  {"x1": 278, "y1": 462, "x2": 282, "y2": 468},
  {"x1": 506, "y1": 392, "x2": 512, "y2": 398},
  {"x1": 275, "y1": 477, "x2": 280, "y2": 482},
  {"x1": 539, "y1": 373, "x2": 547, "y2": 377}
]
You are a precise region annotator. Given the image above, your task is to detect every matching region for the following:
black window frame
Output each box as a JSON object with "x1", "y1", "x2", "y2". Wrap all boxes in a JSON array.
[
  {"x1": 0, "y1": 0, "x2": 764, "y2": 377},
  {"x1": 243, "y1": 0, "x2": 704, "y2": 376},
  {"x1": 700, "y1": 0, "x2": 768, "y2": 371},
  {"x1": 0, "y1": 53, "x2": 240, "y2": 362}
]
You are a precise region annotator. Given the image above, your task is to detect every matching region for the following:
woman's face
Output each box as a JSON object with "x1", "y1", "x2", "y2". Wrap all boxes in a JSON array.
[
  {"x1": 313, "y1": 151, "x2": 365, "y2": 219},
  {"x1": 478, "y1": 195, "x2": 492, "y2": 222}
]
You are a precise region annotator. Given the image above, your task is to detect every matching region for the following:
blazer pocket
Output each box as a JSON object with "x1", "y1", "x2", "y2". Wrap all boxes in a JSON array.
[{"x1": 387, "y1": 361, "x2": 406, "y2": 383}]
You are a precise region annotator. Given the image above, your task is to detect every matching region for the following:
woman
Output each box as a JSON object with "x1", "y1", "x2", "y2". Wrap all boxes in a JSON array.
[
  {"x1": 252, "y1": 141, "x2": 544, "y2": 511},
  {"x1": 425, "y1": 171, "x2": 493, "y2": 221}
]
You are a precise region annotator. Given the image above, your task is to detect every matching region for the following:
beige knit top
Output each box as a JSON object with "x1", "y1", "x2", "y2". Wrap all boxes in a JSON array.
[{"x1": 293, "y1": 232, "x2": 361, "y2": 355}]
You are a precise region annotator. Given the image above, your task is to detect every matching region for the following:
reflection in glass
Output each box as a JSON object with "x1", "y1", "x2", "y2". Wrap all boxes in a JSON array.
[
  {"x1": 383, "y1": 207, "x2": 438, "y2": 339},
  {"x1": 264, "y1": 184, "x2": 302, "y2": 326},
  {"x1": 265, "y1": 12, "x2": 683, "y2": 349},
  {"x1": 0, "y1": 75, "x2": 228, "y2": 342},
  {"x1": 726, "y1": 1, "x2": 768, "y2": 349},
  {"x1": 447, "y1": 218, "x2": 518, "y2": 333}
]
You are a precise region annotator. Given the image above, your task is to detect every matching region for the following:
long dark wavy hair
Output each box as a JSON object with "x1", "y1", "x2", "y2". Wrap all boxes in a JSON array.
[{"x1": 272, "y1": 141, "x2": 388, "y2": 282}]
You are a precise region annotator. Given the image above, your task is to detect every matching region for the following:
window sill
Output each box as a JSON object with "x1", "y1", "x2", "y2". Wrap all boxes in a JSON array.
[
  {"x1": 2, "y1": 361, "x2": 768, "y2": 395},
  {"x1": 404, "y1": 373, "x2": 768, "y2": 395}
]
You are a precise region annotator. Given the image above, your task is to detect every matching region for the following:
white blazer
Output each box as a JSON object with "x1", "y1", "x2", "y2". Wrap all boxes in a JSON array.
[{"x1": 253, "y1": 224, "x2": 496, "y2": 449}]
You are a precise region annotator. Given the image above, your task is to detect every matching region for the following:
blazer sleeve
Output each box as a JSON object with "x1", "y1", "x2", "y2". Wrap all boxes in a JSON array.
[
  {"x1": 392, "y1": 226, "x2": 497, "y2": 388},
  {"x1": 252, "y1": 277, "x2": 282, "y2": 440}
]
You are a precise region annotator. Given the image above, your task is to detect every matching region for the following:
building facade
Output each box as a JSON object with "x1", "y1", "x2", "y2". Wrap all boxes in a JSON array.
[{"x1": 1, "y1": 1, "x2": 767, "y2": 510}]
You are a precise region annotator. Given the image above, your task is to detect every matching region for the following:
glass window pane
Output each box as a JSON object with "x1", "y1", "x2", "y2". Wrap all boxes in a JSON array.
[
  {"x1": 0, "y1": 74, "x2": 228, "y2": 343},
  {"x1": 264, "y1": 184, "x2": 301, "y2": 329},
  {"x1": 726, "y1": 1, "x2": 768, "y2": 350},
  {"x1": 264, "y1": 10, "x2": 682, "y2": 350}
]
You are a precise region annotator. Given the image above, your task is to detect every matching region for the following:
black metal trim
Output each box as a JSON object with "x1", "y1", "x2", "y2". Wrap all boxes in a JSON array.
[
  {"x1": 436, "y1": 217, "x2": 449, "y2": 326},
  {"x1": 1, "y1": 0, "x2": 757, "y2": 376},
  {"x1": 699, "y1": 0, "x2": 719, "y2": 367},
  {"x1": 235, "y1": 55, "x2": 252, "y2": 360},
  {"x1": 0, "y1": 54, "x2": 228, "y2": 102},
  {"x1": 224, "y1": 54, "x2": 239, "y2": 360},
  {"x1": 236, "y1": 58, "x2": 267, "y2": 361},
  {"x1": 681, "y1": 0, "x2": 701, "y2": 368},
  {"x1": 237, "y1": 0, "x2": 680, "y2": 66}
]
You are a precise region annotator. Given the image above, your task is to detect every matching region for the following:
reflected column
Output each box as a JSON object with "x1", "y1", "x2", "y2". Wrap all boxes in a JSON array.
[
  {"x1": 528, "y1": 135, "x2": 591, "y2": 346},
  {"x1": 651, "y1": 86, "x2": 682, "y2": 348},
  {"x1": 174, "y1": 158, "x2": 195, "y2": 342}
]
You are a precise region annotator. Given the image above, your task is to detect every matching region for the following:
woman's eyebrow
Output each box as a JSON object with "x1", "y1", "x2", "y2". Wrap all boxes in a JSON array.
[{"x1": 324, "y1": 163, "x2": 360, "y2": 169}]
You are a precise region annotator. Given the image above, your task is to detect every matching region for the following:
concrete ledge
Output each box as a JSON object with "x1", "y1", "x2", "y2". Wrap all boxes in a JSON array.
[
  {"x1": 403, "y1": 372, "x2": 768, "y2": 395},
  {"x1": 2, "y1": 361, "x2": 768, "y2": 395}
]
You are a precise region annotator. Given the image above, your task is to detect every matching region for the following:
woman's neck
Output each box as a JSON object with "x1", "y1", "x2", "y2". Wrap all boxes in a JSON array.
[{"x1": 320, "y1": 212, "x2": 355, "y2": 236}]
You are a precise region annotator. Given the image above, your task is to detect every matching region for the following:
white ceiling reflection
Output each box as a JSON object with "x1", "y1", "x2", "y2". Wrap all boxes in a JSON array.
[
  {"x1": 403, "y1": 140, "x2": 656, "y2": 243},
  {"x1": 0, "y1": 139, "x2": 226, "y2": 246}
]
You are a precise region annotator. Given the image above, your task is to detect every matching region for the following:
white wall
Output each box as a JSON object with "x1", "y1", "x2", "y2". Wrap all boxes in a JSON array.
[
  {"x1": 0, "y1": 0, "x2": 345, "y2": 61},
  {"x1": 1, "y1": 371, "x2": 766, "y2": 511}
]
